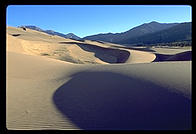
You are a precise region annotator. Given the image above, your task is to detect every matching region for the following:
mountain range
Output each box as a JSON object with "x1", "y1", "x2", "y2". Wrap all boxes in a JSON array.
[
  {"x1": 83, "y1": 21, "x2": 192, "y2": 45},
  {"x1": 19, "y1": 25, "x2": 81, "y2": 40},
  {"x1": 19, "y1": 21, "x2": 192, "y2": 46},
  {"x1": 119, "y1": 22, "x2": 192, "y2": 45}
]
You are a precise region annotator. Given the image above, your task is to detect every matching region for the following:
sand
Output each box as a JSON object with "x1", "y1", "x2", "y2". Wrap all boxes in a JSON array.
[
  {"x1": 7, "y1": 26, "x2": 157, "y2": 64},
  {"x1": 6, "y1": 26, "x2": 192, "y2": 130}
]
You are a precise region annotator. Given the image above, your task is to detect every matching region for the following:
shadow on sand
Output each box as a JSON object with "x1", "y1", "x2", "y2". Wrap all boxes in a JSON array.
[
  {"x1": 11, "y1": 33, "x2": 21, "y2": 37},
  {"x1": 153, "y1": 51, "x2": 192, "y2": 62},
  {"x1": 53, "y1": 71, "x2": 191, "y2": 130},
  {"x1": 59, "y1": 42, "x2": 130, "y2": 63}
]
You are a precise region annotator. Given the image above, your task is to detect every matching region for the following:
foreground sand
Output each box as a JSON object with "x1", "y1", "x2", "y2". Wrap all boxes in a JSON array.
[{"x1": 6, "y1": 26, "x2": 192, "y2": 130}]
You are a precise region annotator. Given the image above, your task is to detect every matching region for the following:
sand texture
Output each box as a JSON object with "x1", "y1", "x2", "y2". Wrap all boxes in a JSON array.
[{"x1": 6, "y1": 26, "x2": 192, "y2": 130}]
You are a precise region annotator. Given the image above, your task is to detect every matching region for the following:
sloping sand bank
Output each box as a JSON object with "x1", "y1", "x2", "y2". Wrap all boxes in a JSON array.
[{"x1": 7, "y1": 51, "x2": 191, "y2": 130}]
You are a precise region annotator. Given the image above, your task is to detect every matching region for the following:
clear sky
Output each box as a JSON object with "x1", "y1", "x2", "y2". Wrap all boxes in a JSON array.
[{"x1": 7, "y1": 5, "x2": 192, "y2": 38}]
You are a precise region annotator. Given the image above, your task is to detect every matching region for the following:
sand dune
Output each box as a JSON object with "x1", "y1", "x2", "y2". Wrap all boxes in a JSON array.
[
  {"x1": 7, "y1": 26, "x2": 157, "y2": 64},
  {"x1": 6, "y1": 26, "x2": 192, "y2": 130},
  {"x1": 54, "y1": 69, "x2": 191, "y2": 130},
  {"x1": 7, "y1": 51, "x2": 192, "y2": 130},
  {"x1": 153, "y1": 51, "x2": 192, "y2": 62},
  {"x1": 166, "y1": 51, "x2": 192, "y2": 61},
  {"x1": 59, "y1": 41, "x2": 130, "y2": 63},
  {"x1": 151, "y1": 46, "x2": 192, "y2": 55}
]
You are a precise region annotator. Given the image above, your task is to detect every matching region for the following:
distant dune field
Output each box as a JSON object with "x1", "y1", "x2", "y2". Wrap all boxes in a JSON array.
[{"x1": 6, "y1": 26, "x2": 192, "y2": 130}]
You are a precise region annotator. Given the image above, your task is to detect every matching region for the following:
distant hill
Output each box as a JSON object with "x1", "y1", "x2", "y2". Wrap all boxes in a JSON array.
[
  {"x1": 120, "y1": 22, "x2": 192, "y2": 45},
  {"x1": 19, "y1": 21, "x2": 192, "y2": 46},
  {"x1": 64, "y1": 33, "x2": 81, "y2": 40},
  {"x1": 20, "y1": 25, "x2": 44, "y2": 32},
  {"x1": 83, "y1": 21, "x2": 179, "y2": 44},
  {"x1": 19, "y1": 25, "x2": 81, "y2": 40}
]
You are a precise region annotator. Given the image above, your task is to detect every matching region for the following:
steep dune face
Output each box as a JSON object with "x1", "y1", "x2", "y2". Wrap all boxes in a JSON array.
[
  {"x1": 124, "y1": 49, "x2": 156, "y2": 64},
  {"x1": 151, "y1": 47, "x2": 192, "y2": 62},
  {"x1": 166, "y1": 51, "x2": 192, "y2": 61},
  {"x1": 59, "y1": 41, "x2": 130, "y2": 63}
]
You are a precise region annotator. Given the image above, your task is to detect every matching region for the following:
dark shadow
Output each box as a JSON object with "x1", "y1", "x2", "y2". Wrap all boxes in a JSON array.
[
  {"x1": 59, "y1": 42, "x2": 130, "y2": 63},
  {"x1": 11, "y1": 34, "x2": 21, "y2": 37},
  {"x1": 59, "y1": 42, "x2": 74, "y2": 44},
  {"x1": 53, "y1": 71, "x2": 191, "y2": 130},
  {"x1": 69, "y1": 38, "x2": 85, "y2": 42},
  {"x1": 166, "y1": 51, "x2": 192, "y2": 61},
  {"x1": 153, "y1": 51, "x2": 192, "y2": 62},
  {"x1": 153, "y1": 53, "x2": 172, "y2": 62}
]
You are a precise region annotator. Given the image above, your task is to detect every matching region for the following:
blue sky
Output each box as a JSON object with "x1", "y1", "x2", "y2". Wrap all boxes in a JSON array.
[{"x1": 7, "y1": 5, "x2": 192, "y2": 38}]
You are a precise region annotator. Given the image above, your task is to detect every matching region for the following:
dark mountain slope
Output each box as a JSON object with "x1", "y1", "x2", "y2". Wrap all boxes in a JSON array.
[
  {"x1": 83, "y1": 21, "x2": 179, "y2": 43},
  {"x1": 120, "y1": 22, "x2": 192, "y2": 45}
]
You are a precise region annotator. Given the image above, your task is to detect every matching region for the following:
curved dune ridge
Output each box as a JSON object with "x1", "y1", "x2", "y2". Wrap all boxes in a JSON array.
[
  {"x1": 7, "y1": 26, "x2": 157, "y2": 64},
  {"x1": 53, "y1": 71, "x2": 191, "y2": 130},
  {"x1": 153, "y1": 51, "x2": 192, "y2": 62},
  {"x1": 6, "y1": 26, "x2": 192, "y2": 130}
]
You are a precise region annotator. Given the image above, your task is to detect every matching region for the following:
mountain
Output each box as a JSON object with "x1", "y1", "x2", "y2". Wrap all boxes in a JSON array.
[
  {"x1": 44, "y1": 30, "x2": 68, "y2": 38},
  {"x1": 83, "y1": 21, "x2": 179, "y2": 44},
  {"x1": 19, "y1": 21, "x2": 192, "y2": 46},
  {"x1": 64, "y1": 33, "x2": 81, "y2": 40},
  {"x1": 20, "y1": 25, "x2": 44, "y2": 32},
  {"x1": 45, "y1": 30, "x2": 81, "y2": 40},
  {"x1": 120, "y1": 22, "x2": 192, "y2": 45},
  {"x1": 19, "y1": 25, "x2": 81, "y2": 40}
]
